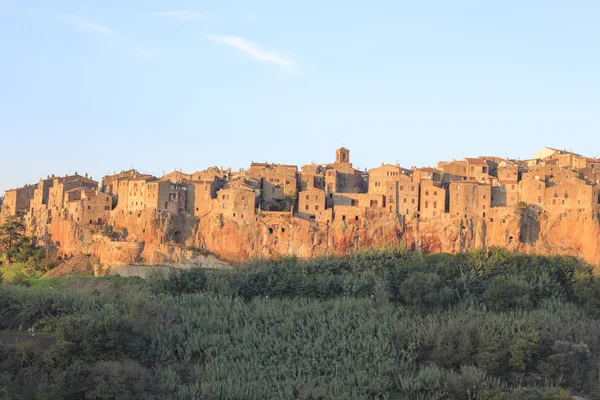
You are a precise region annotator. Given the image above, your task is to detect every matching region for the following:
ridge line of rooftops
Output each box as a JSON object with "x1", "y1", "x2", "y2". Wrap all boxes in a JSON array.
[{"x1": 1, "y1": 147, "x2": 599, "y2": 227}]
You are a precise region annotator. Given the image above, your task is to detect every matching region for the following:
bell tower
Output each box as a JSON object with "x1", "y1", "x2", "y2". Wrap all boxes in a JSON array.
[{"x1": 336, "y1": 147, "x2": 350, "y2": 164}]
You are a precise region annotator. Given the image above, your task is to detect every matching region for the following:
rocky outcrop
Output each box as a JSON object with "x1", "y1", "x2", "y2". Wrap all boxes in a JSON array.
[{"x1": 24, "y1": 206, "x2": 600, "y2": 270}]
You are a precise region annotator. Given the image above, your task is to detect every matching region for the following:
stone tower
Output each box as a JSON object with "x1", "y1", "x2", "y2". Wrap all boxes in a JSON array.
[{"x1": 336, "y1": 147, "x2": 350, "y2": 164}]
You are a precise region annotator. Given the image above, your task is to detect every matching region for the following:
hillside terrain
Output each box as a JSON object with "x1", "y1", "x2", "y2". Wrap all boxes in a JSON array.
[{"x1": 1, "y1": 250, "x2": 600, "y2": 399}]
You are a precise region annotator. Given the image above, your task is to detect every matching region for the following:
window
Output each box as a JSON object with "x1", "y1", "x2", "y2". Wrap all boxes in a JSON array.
[
  {"x1": 412, "y1": 199, "x2": 415, "y2": 204},
  {"x1": 306, "y1": 195, "x2": 309, "y2": 200},
  {"x1": 425, "y1": 201, "x2": 429, "y2": 209},
  {"x1": 355, "y1": 216, "x2": 359, "y2": 221},
  {"x1": 425, "y1": 191, "x2": 429, "y2": 196},
  {"x1": 87, "y1": 205, "x2": 91, "y2": 210},
  {"x1": 315, "y1": 205, "x2": 319, "y2": 210},
  {"x1": 400, "y1": 185, "x2": 404, "y2": 191},
  {"x1": 305, "y1": 205, "x2": 309, "y2": 210},
  {"x1": 433, "y1": 201, "x2": 437, "y2": 209},
  {"x1": 403, "y1": 198, "x2": 407, "y2": 203}
]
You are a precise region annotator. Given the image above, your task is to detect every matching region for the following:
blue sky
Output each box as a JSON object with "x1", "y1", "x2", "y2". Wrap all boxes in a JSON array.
[{"x1": 1, "y1": 1, "x2": 599, "y2": 193}]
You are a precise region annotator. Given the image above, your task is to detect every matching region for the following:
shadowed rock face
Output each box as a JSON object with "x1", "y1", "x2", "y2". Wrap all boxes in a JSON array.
[{"x1": 21, "y1": 206, "x2": 600, "y2": 270}]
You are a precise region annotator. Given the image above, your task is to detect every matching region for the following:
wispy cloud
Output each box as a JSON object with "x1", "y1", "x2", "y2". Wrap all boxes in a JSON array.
[
  {"x1": 29, "y1": 8, "x2": 116, "y2": 35},
  {"x1": 152, "y1": 11, "x2": 206, "y2": 22},
  {"x1": 210, "y1": 35, "x2": 300, "y2": 74},
  {"x1": 58, "y1": 14, "x2": 117, "y2": 35}
]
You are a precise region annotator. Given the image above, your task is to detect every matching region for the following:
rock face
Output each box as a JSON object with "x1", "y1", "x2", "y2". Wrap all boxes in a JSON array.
[{"x1": 24, "y1": 206, "x2": 600, "y2": 269}]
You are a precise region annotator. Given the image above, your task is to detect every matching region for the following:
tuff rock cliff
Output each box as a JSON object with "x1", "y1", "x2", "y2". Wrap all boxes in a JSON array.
[{"x1": 25, "y1": 206, "x2": 600, "y2": 270}]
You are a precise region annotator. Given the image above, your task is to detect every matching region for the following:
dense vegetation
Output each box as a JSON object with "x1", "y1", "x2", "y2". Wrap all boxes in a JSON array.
[{"x1": 2, "y1": 248, "x2": 600, "y2": 399}]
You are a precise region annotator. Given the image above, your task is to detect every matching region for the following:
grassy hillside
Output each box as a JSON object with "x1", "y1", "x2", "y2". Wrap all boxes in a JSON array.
[{"x1": 1, "y1": 248, "x2": 600, "y2": 399}]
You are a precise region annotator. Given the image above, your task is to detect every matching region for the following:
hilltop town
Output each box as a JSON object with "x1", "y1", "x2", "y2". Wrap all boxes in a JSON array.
[{"x1": 1, "y1": 147, "x2": 600, "y2": 266}]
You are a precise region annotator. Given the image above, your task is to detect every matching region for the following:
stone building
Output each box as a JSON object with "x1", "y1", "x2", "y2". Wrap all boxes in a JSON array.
[
  {"x1": 66, "y1": 188, "x2": 112, "y2": 226},
  {"x1": 299, "y1": 164, "x2": 326, "y2": 191},
  {"x1": 412, "y1": 167, "x2": 442, "y2": 184},
  {"x1": 101, "y1": 169, "x2": 139, "y2": 194},
  {"x1": 544, "y1": 183, "x2": 598, "y2": 214},
  {"x1": 215, "y1": 186, "x2": 256, "y2": 221},
  {"x1": 332, "y1": 193, "x2": 386, "y2": 209},
  {"x1": 439, "y1": 160, "x2": 468, "y2": 184},
  {"x1": 119, "y1": 176, "x2": 157, "y2": 212},
  {"x1": 449, "y1": 181, "x2": 491, "y2": 218},
  {"x1": 247, "y1": 163, "x2": 298, "y2": 211},
  {"x1": 392, "y1": 181, "x2": 420, "y2": 217},
  {"x1": 1, "y1": 185, "x2": 36, "y2": 218},
  {"x1": 518, "y1": 173, "x2": 546, "y2": 210},
  {"x1": 190, "y1": 178, "x2": 223, "y2": 218},
  {"x1": 419, "y1": 181, "x2": 446, "y2": 219},
  {"x1": 192, "y1": 166, "x2": 230, "y2": 182},
  {"x1": 145, "y1": 181, "x2": 192, "y2": 214},
  {"x1": 261, "y1": 171, "x2": 298, "y2": 211},
  {"x1": 161, "y1": 170, "x2": 192, "y2": 183},
  {"x1": 368, "y1": 164, "x2": 411, "y2": 195},
  {"x1": 465, "y1": 158, "x2": 491, "y2": 181},
  {"x1": 47, "y1": 174, "x2": 98, "y2": 210},
  {"x1": 587, "y1": 158, "x2": 600, "y2": 170},
  {"x1": 325, "y1": 148, "x2": 364, "y2": 196},
  {"x1": 297, "y1": 188, "x2": 326, "y2": 220}
]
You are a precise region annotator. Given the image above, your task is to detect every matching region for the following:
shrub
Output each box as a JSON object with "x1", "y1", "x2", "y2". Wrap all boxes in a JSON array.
[
  {"x1": 398, "y1": 272, "x2": 455, "y2": 311},
  {"x1": 482, "y1": 276, "x2": 532, "y2": 311}
]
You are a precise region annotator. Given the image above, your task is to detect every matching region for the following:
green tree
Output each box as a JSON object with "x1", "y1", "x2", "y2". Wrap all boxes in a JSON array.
[{"x1": 0, "y1": 217, "x2": 26, "y2": 262}]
